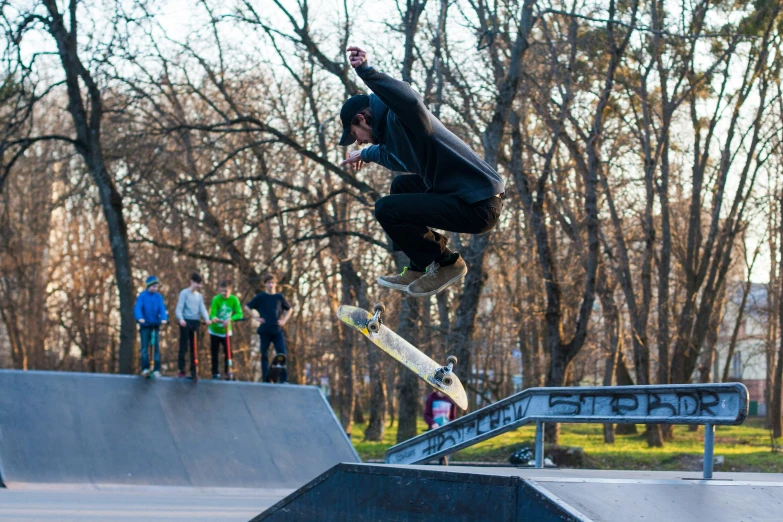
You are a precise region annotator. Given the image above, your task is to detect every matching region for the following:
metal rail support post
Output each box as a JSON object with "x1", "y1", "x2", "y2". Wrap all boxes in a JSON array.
[
  {"x1": 703, "y1": 423, "x2": 715, "y2": 479},
  {"x1": 535, "y1": 421, "x2": 544, "y2": 468}
]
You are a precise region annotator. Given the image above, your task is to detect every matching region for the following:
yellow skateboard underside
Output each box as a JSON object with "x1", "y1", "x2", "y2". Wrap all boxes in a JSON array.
[{"x1": 337, "y1": 305, "x2": 468, "y2": 410}]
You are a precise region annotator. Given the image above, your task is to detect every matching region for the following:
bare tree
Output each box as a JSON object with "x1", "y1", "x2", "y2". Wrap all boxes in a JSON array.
[
  {"x1": 447, "y1": 0, "x2": 537, "y2": 408},
  {"x1": 514, "y1": 0, "x2": 638, "y2": 442},
  {"x1": 670, "y1": 2, "x2": 782, "y2": 385},
  {"x1": 8, "y1": 0, "x2": 138, "y2": 372}
]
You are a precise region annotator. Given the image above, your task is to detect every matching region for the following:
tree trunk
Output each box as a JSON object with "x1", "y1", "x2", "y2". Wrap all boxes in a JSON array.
[
  {"x1": 364, "y1": 366, "x2": 387, "y2": 440},
  {"x1": 765, "y1": 217, "x2": 778, "y2": 428},
  {"x1": 396, "y1": 294, "x2": 421, "y2": 443},
  {"x1": 44, "y1": 1, "x2": 136, "y2": 373},
  {"x1": 353, "y1": 393, "x2": 366, "y2": 425},
  {"x1": 772, "y1": 203, "x2": 783, "y2": 438},
  {"x1": 362, "y1": 274, "x2": 385, "y2": 441},
  {"x1": 386, "y1": 366, "x2": 397, "y2": 429},
  {"x1": 544, "y1": 348, "x2": 569, "y2": 443},
  {"x1": 338, "y1": 264, "x2": 356, "y2": 434},
  {"x1": 690, "y1": 285, "x2": 725, "y2": 432},
  {"x1": 614, "y1": 352, "x2": 639, "y2": 435},
  {"x1": 597, "y1": 266, "x2": 621, "y2": 443}
]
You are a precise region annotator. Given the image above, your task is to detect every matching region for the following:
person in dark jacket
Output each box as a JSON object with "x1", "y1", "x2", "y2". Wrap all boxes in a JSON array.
[
  {"x1": 244, "y1": 273, "x2": 293, "y2": 383},
  {"x1": 339, "y1": 45, "x2": 505, "y2": 297},
  {"x1": 133, "y1": 275, "x2": 169, "y2": 377}
]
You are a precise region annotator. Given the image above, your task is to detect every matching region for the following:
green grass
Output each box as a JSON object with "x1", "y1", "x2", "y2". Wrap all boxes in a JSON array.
[{"x1": 350, "y1": 418, "x2": 783, "y2": 473}]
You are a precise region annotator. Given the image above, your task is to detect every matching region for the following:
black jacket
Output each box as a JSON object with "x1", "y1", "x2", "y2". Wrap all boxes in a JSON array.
[{"x1": 356, "y1": 62, "x2": 504, "y2": 204}]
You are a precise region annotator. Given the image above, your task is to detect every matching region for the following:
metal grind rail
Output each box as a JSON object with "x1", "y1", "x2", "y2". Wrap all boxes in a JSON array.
[{"x1": 385, "y1": 383, "x2": 748, "y2": 479}]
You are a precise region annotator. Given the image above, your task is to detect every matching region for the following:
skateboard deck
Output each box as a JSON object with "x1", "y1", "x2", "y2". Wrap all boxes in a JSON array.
[
  {"x1": 267, "y1": 353, "x2": 287, "y2": 383},
  {"x1": 338, "y1": 304, "x2": 468, "y2": 410}
]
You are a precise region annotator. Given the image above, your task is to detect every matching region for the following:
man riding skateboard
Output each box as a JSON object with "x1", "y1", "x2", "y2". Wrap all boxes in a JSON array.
[{"x1": 339, "y1": 45, "x2": 505, "y2": 297}]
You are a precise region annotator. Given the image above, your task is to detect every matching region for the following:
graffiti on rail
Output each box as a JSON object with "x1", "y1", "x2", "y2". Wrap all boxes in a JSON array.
[
  {"x1": 546, "y1": 390, "x2": 722, "y2": 417},
  {"x1": 387, "y1": 387, "x2": 739, "y2": 462},
  {"x1": 414, "y1": 395, "x2": 533, "y2": 461}
]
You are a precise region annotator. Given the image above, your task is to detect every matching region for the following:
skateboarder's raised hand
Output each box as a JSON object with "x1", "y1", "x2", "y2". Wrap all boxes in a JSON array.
[
  {"x1": 347, "y1": 45, "x2": 367, "y2": 68},
  {"x1": 339, "y1": 150, "x2": 364, "y2": 170}
]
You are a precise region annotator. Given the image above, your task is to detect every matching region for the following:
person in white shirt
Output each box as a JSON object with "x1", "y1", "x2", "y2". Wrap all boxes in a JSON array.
[{"x1": 175, "y1": 272, "x2": 213, "y2": 378}]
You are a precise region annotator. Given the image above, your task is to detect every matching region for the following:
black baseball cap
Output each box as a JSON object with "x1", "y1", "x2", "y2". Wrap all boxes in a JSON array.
[{"x1": 339, "y1": 94, "x2": 370, "y2": 146}]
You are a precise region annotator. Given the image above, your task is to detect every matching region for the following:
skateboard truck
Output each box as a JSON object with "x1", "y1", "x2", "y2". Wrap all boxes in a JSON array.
[
  {"x1": 435, "y1": 355, "x2": 458, "y2": 387},
  {"x1": 366, "y1": 303, "x2": 385, "y2": 334}
]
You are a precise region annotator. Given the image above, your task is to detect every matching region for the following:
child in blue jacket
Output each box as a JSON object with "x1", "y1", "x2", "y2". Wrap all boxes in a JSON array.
[{"x1": 134, "y1": 275, "x2": 169, "y2": 376}]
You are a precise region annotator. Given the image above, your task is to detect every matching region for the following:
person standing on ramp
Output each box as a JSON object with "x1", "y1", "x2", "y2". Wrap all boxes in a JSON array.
[
  {"x1": 244, "y1": 274, "x2": 293, "y2": 383},
  {"x1": 175, "y1": 272, "x2": 212, "y2": 378},
  {"x1": 134, "y1": 275, "x2": 168, "y2": 377},
  {"x1": 338, "y1": 45, "x2": 505, "y2": 297}
]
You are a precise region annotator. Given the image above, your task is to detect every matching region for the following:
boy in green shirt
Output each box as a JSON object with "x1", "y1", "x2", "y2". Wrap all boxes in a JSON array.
[{"x1": 208, "y1": 279, "x2": 244, "y2": 380}]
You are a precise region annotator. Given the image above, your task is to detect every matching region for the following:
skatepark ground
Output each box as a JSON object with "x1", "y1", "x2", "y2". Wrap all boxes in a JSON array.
[
  {"x1": 2, "y1": 370, "x2": 782, "y2": 521},
  {"x1": 0, "y1": 485, "x2": 290, "y2": 521},
  {"x1": 4, "y1": 468, "x2": 783, "y2": 522}
]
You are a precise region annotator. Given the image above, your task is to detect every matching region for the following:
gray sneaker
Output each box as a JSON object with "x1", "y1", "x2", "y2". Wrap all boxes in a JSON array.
[
  {"x1": 407, "y1": 257, "x2": 467, "y2": 297},
  {"x1": 377, "y1": 267, "x2": 425, "y2": 291}
]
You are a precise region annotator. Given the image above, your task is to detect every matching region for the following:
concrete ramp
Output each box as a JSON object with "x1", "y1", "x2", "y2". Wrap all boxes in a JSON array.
[
  {"x1": 0, "y1": 370, "x2": 358, "y2": 489},
  {"x1": 252, "y1": 464, "x2": 582, "y2": 522},
  {"x1": 253, "y1": 465, "x2": 783, "y2": 521}
]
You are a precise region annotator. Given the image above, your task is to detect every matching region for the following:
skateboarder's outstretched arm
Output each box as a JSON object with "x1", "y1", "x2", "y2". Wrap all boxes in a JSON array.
[
  {"x1": 361, "y1": 143, "x2": 408, "y2": 171},
  {"x1": 348, "y1": 46, "x2": 432, "y2": 138}
]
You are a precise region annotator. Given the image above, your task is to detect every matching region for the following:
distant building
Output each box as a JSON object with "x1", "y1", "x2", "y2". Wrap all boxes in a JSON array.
[{"x1": 714, "y1": 283, "x2": 771, "y2": 415}]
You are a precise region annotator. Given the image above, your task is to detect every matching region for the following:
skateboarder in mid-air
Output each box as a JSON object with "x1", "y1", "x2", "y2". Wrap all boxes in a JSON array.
[{"x1": 339, "y1": 45, "x2": 505, "y2": 297}]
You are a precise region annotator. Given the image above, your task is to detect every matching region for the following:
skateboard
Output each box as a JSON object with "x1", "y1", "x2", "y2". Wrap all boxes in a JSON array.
[
  {"x1": 266, "y1": 353, "x2": 287, "y2": 383},
  {"x1": 338, "y1": 303, "x2": 468, "y2": 410}
]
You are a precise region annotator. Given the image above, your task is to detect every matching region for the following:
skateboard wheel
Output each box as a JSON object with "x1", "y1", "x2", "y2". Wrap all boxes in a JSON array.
[
  {"x1": 373, "y1": 303, "x2": 385, "y2": 314},
  {"x1": 446, "y1": 355, "x2": 458, "y2": 365},
  {"x1": 443, "y1": 376, "x2": 453, "y2": 386},
  {"x1": 367, "y1": 319, "x2": 380, "y2": 333}
]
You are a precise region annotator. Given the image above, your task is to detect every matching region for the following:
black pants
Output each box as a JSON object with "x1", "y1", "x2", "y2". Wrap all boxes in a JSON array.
[
  {"x1": 210, "y1": 334, "x2": 231, "y2": 376},
  {"x1": 178, "y1": 320, "x2": 201, "y2": 375},
  {"x1": 374, "y1": 175, "x2": 503, "y2": 269},
  {"x1": 260, "y1": 330, "x2": 287, "y2": 383}
]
